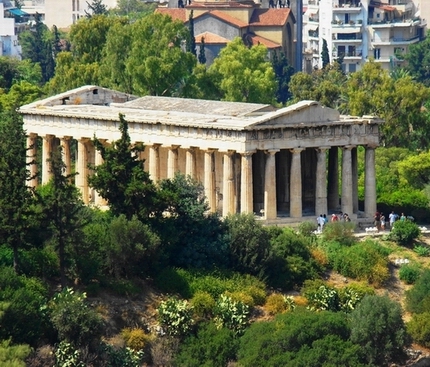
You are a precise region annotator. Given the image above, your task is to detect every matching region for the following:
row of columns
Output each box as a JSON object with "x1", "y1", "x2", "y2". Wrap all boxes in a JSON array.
[{"x1": 27, "y1": 133, "x2": 377, "y2": 220}]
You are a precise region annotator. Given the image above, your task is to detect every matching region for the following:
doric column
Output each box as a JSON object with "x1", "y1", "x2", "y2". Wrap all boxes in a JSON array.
[
  {"x1": 315, "y1": 147, "x2": 328, "y2": 216},
  {"x1": 290, "y1": 148, "x2": 304, "y2": 218},
  {"x1": 264, "y1": 150, "x2": 278, "y2": 220},
  {"x1": 42, "y1": 134, "x2": 54, "y2": 184},
  {"x1": 352, "y1": 147, "x2": 358, "y2": 213},
  {"x1": 222, "y1": 150, "x2": 235, "y2": 217},
  {"x1": 60, "y1": 136, "x2": 72, "y2": 177},
  {"x1": 77, "y1": 138, "x2": 89, "y2": 204},
  {"x1": 167, "y1": 145, "x2": 180, "y2": 179},
  {"x1": 185, "y1": 147, "x2": 196, "y2": 179},
  {"x1": 149, "y1": 144, "x2": 160, "y2": 181},
  {"x1": 241, "y1": 151, "x2": 255, "y2": 214},
  {"x1": 26, "y1": 134, "x2": 38, "y2": 188},
  {"x1": 365, "y1": 145, "x2": 377, "y2": 218},
  {"x1": 94, "y1": 140, "x2": 107, "y2": 206},
  {"x1": 341, "y1": 145, "x2": 354, "y2": 216},
  {"x1": 204, "y1": 149, "x2": 217, "y2": 212},
  {"x1": 328, "y1": 147, "x2": 339, "y2": 211}
]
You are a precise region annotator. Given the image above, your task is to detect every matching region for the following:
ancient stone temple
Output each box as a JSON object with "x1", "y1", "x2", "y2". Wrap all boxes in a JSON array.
[{"x1": 20, "y1": 85, "x2": 382, "y2": 223}]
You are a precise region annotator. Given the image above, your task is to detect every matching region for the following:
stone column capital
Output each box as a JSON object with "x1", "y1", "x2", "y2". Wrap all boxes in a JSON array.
[
  {"x1": 265, "y1": 149, "x2": 279, "y2": 156},
  {"x1": 241, "y1": 150, "x2": 256, "y2": 157},
  {"x1": 366, "y1": 144, "x2": 378, "y2": 150},
  {"x1": 28, "y1": 132, "x2": 38, "y2": 138},
  {"x1": 61, "y1": 135, "x2": 72, "y2": 141},
  {"x1": 315, "y1": 146, "x2": 330, "y2": 153},
  {"x1": 342, "y1": 145, "x2": 356, "y2": 151},
  {"x1": 169, "y1": 145, "x2": 181, "y2": 150},
  {"x1": 222, "y1": 150, "x2": 236, "y2": 156},
  {"x1": 290, "y1": 147, "x2": 305, "y2": 154},
  {"x1": 205, "y1": 148, "x2": 218, "y2": 153}
]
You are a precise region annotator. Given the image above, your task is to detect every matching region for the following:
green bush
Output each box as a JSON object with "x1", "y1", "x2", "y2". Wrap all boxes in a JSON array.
[
  {"x1": 157, "y1": 298, "x2": 194, "y2": 337},
  {"x1": 350, "y1": 295, "x2": 407, "y2": 366},
  {"x1": 54, "y1": 341, "x2": 85, "y2": 367},
  {"x1": 298, "y1": 221, "x2": 318, "y2": 237},
  {"x1": 321, "y1": 222, "x2": 357, "y2": 246},
  {"x1": 19, "y1": 247, "x2": 59, "y2": 278},
  {"x1": 407, "y1": 312, "x2": 430, "y2": 348},
  {"x1": 399, "y1": 264, "x2": 421, "y2": 284},
  {"x1": 49, "y1": 288, "x2": 103, "y2": 348},
  {"x1": 213, "y1": 295, "x2": 250, "y2": 335},
  {"x1": 264, "y1": 293, "x2": 294, "y2": 315},
  {"x1": 0, "y1": 339, "x2": 31, "y2": 367},
  {"x1": 175, "y1": 322, "x2": 238, "y2": 367},
  {"x1": 0, "y1": 267, "x2": 50, "y2": 346},
  {"x1": 223, "y1": 291, "x2": 254, "y2": 308},
  {"x1": 154, "y1": 267, "x2": 191, "y2": 298},
  {"x1": 389, "y1": 220, "x2": 421, "y2": 246},
  {"x1": 0, "y1": 246, "x2": 13, "y2": 267},
  {"x1": 105, "y1": 278, "x2": 141, "y2": 297},
  {"x1": 120, "y1": 328, "x2": 151, "y2": 351},
  {"x1": 190, "y1": 291, "x2": 215, "y2": 318},
  {"x1": 414, "y1": 245, "x2": 430, "y2": 257},
  {"x1": 324, "y1": 240, "x2": 390, "y2": 287},
  {"x1": 405, "y1": 269, "x2": 430, "y2": 314},
  {"x1": 243, "y1": 285, "x2": 266, "y2": 306},
  {"x1": 103, "y1": 343, "x2": 145, "y2": 367}
]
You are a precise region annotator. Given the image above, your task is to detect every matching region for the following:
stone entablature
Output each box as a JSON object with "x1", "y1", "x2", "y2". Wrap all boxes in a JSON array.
[{"x1": 20, "y1": 85, "x2": 383, "y2": 222}]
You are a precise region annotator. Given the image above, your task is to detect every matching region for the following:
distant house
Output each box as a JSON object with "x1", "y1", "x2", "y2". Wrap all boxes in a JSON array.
[
  {"x1": 0, "y1": 0, "x2": 26, "y2": 58},
  {"x1": 156, "y1": 1, "x2": 295, "y2": 65}
]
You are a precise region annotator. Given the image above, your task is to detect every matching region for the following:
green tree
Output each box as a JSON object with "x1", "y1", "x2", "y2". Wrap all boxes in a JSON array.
[
  {"x1": 405, "y1": 30, "x2": 430, "y2": 86},
  {"x1": 187, "y1": 11, "x2": 196, "y2": 56},
  {"x1": 321, "y1": 39, "x2": 330, "y2": 68},
  {"x1": 0, "y1": 57, "x2": 41, "y2": 91},
  {"x1": 125, "y1": 13, "x2": 196, "y2": 96},
  {"x1": 155, "y1": 173, "x2": 228, "y2": 269},
  {"x1": 111, "y1": 0, "x2": 155, "y2": 19},
  {"x1": 19, "y1": 13, "x2": 55, "y2": 82},
  {"x1": 209, "y1": 37, "x2": 276, "y2": 103},
  {"x1": 224, "y1": 213, "x2": 272, "y2": 279},
  {"x1": 405, "y1": 269, "x2": 430, "y2": 314},
  {"x1": 85, "y1": 0, "x2": 108, "y2": 17},
  {"x1": 0, "y1": 112, "x2": 34, "y2": 272},
  {"x1": 350, "y1": 295, "x2": 407, "y2": 366},
  {"x1": 88, "y1": 113, "x2": 157, "y2": 221},
  {"x1": 36, "y1": 147, "x2": 88, "y2": 288},
  {"x1": 0, "y1": 81, "x2": 43, "y2": 112},
  {"x1": 0, "y1": 339, "x2": 30, "y2": 367},
  {"x1": 198, "y1": 37, "x2": 206, "y2": 64},
  {"x1": 271, "y1": 51, "x2": 294, "y2": 104}
]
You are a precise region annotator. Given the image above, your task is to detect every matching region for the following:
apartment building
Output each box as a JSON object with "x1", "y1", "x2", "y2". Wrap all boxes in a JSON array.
[
  {"x1": 303, "y1": 0, "x2": 427, "y2": 73},
  {"x1": 0, "y1": 0, "x2": 23, "y2": 58}
]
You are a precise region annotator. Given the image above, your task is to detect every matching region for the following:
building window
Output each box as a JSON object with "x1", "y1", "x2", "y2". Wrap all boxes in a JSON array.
[
  {"x1": 77, "y1": 0, "x2": 80, "y2": 11},
  {"x1": 373, "y1": 48, "x2": 381, "y2": 59},
  {"x1": 72, "y1": 0, "x2": 75, "y2": 11},
  {"x1": 349, "y1": 63, "x2": 357, "y2": 72}
]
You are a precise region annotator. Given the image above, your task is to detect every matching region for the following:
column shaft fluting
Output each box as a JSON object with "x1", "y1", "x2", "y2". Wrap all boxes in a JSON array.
[
  {"x1": 222, "y1": 151, "x2": 235, "y2": 217},
  {"x1": 241, "y1": 151, "x2": 254, "y2": 214},
  {"x1": 185, "y1": 148, "x2": 196, "y2": 179},
  {"x1": 290, "y1": 148, "x2": 303, "y2": 218},
  {"x1": 341, "y1": 146, "x2": 354, "y2": 216},
  {"x1": 204, "y1": 150, "x2": 216, "y2": 212},
  {"x1": 315, "y1": 148, "x2": 328, "y2": 216},
  {"x1": 149, "y1": 144, "x2": 160, "y2": 181},
  {"x1": 42, "y1": 135, "x2": 53, "y2": 184},
  {"x1": 328, "y1": 147, "x2": 339, "y2": 211},
  {"x1": 365, "y1": 146, "x2": 377, "y2": 217},
  {"x1": 167, "y1": 146, "x2": 179, "y2": 179},
  {"x1": 77, "y1": 138, "x2": 89, "y2": 204}
]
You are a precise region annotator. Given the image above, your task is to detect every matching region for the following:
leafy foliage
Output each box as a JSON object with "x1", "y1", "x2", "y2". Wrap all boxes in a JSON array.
[
  {"x1": 54, "y1": 341, "x2": 85, "y2": 367},
  {"x1": 264, "y1": 293, "x2": 295, "y2": 315},
  {"x1": 399, "y1": 263, "x2": 421, "y2": 284},
  {"x1": 389, "y1": 220, "x2": 421, "y2": 247},
  {"x1": 103, "y1": 343, "x2": 145, "y2": 367},
  {"x1": 158, "y1": 298, "x2": 194, "y2": 337},
  {"x1": 0, "y1": 339, "x2": 31, "y2": 367},
  {"x1": 175, "y1": 322, "x2": 238, "y2": 367},
  {"x1": 407, "y1": 312, "x2": 430, "y2": 348},
  {"x1": 48, "y1": 288, "x2": 103, "y2": 348},
  {"x1": 350, "y1": 295, "x2": 407, "y2": 366},
  {"x1": 405, "y1": 269, "x2": 430, "y2": 314},
  {"x1": 190, "y1": 291, "x2": 215, "y2": 319},
  {"x1": 213, "y1": 295, "x2": 250, "y2": 335},
  {"x1": 120, "y1": 328, "x2": 151, "y2": 351}
]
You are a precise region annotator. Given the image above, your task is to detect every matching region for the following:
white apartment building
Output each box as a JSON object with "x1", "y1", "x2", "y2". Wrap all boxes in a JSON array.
[
  {"x1": 303, "y1": 0, "x2": 427, "y2": 73},
  {"x1": 0, "y1": 0, "x2": 22, "y2": 58}
]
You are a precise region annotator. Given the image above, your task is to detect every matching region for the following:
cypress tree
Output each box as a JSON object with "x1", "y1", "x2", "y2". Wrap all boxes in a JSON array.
[
  {"x1": 321, "y1": 39, "x2": 330, "y2": 68},
  {"x1": 198, "y1": 36, "x2": 206, "y2": 64}
]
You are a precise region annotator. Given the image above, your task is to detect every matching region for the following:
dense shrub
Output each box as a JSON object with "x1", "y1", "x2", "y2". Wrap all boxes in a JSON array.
[
  {"x1": 389, "y1": 220, "x2": 420, "y2": 246},
  {"x1": 298, "y1": 220, "x2": 318, "y2": 237},
  {"x1": 157, "y1": 298, "x2": 194, "y2": 337},
  {"x1": 405, "y1": 269, "x2": 430, "y2": 314},
  {"x1": 175, "y1": 322, "x2": 238, "y2": 367},
  {"x1": 238, "y1": 309, "x2": 364, "y2": 366},
  {"x1": 264, "y1": 293, "x2": 295, "y2": 315},
  {"x1": 190, "y1": 291, "x2": 215, "y2": 319},
  {"x1": 324, "y1": 240, "x2": 390, "y2": 286},
  {"x1": 0, "y1": 339, "x2": 31, "y2": 367},
  {"x1": 407, "y1": 312, "x2": 430, "y2": 348},
  {"x1": 0, "y1": 267, "x2": 50, "y2": 346},
  {"x1": 19, "y1": 247, "x2": 59, "y2": 279},
  {"x1": 267, "y1": 227, "x2": 322, "y2": 289},
  {"x1": 224, "y1": 213, "x2": 272, "y2": 279},
  {"x1": 399, "y1": 263, "x2": 421, "y2": 284},
  {"x1": 321, "y1": 222, "x2": 357, "y2": 246},
  {"x1": 120, "y1": 328, "x2": 151, "y2": 351},
  {"x1": 350, "y1": 295, "x2": 407, "y2": 366},
  {"x1": 103, "y1": 343, "x2": 145, "y2": 367},
  {"x1": 414, "y1": 245, "x2": 430, "y2": 257},
  {"x1": 49, "y1": 288, "x2": 103, "y2": 348}
]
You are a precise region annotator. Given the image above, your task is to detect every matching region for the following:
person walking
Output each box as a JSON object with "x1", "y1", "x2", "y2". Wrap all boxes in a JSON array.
[{"x1": 380, "y1": 213, "x2": 386, "y2": 231}]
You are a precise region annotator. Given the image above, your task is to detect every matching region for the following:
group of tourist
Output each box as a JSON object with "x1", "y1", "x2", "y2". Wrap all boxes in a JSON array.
[
  {"x1": 316, "y1": 212, "x2": 351, "y2": 233},
  {"x1": 374, "y1": 211, "x2": 413, "y2": 232}
]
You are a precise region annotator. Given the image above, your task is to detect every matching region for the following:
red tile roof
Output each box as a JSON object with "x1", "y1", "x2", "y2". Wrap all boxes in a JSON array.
[
  {"x1": 249, "y1": 8, "x2": 292, "y2": 26},
  {"x1": 188, "y1": 1, "x2": 255, "y2": 8},
  {"x1": 192, "y1": 9, "x2": 248, "y2": 27},
  {"x1": 195, "y1": 31, "x2": 230, "y2": 44},
  {"x1": 155, "y1": 8, "x2": 187, "y2": 22},
  {"x1": 378, "y1": 5, "x2": 396, "y2": 11}
]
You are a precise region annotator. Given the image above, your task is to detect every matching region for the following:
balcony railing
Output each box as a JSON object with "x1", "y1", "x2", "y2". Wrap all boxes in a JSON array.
[
  {"x1": 371, "y1": 35, "x2": 420, "y2": 43},
  {"x1": 308, "y1": 31, "x2": 319, "y2": 38}
]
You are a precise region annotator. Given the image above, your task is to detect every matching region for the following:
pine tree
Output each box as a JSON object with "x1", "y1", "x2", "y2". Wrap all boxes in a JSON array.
[
  {"x1": 198, "y1": 36, "x2": 206, "y2": 64},
  {"x1": 321, "y1": 39, "x2": 330, "y2": 68},
  {"x1": 88, "y1": 113, "x2": 157, "y2": 221},
  {"x1": 0, "y1": 112, "x2": 34, "y2": 273},
  {"x1": 85, "y1": 0, "x2": 108, "y2": 17},
  {"x1": 188, "y1": 10, "x2": 197, "y2": 56}
]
